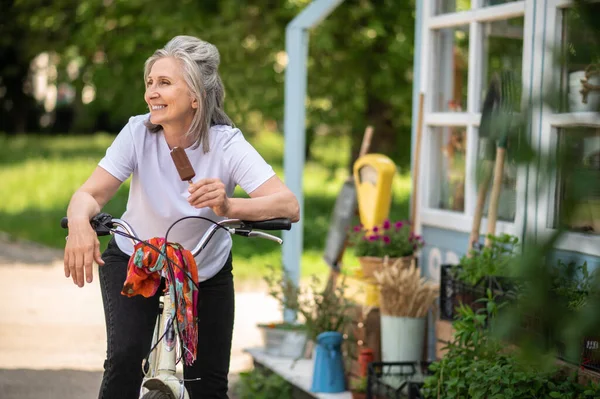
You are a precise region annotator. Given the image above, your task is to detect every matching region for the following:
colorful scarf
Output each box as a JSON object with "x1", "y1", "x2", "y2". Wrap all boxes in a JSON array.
[{"x1": 121, "y1": 237, "x2": 199, "y2": 365}]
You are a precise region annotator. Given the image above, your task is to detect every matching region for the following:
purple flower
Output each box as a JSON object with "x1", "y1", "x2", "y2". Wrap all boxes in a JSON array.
[
  {"x1": 383, "y1": 220, "x2": 391, "y2": 230},
  {"x1": 372, "y1": 226, "x2": 379, "y2": 233},
  {"x1": 383, "y1": 236, "x2": 391, "y2": 244},
  {"x1": 394, "y1": 221, "x2": 403, "y2": 230},
  {"x1": 368, "y1": 235, "x2": 379, "y2": 242},
  {"x1": 353, "y1": 225, "x2": 362, "y2": 233}
]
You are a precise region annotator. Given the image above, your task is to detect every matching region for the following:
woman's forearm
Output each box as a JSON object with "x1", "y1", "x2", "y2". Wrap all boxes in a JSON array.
[
  {"x1": 66, "y1": 191, "x2": 102, "y2": 227},
  {"x1": 227, "y1": 191, "x2": 300, "y2": 222}
]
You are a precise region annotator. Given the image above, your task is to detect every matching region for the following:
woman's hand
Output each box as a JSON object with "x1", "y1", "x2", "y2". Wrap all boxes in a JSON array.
[
  {"x1": 188, "y1": 178, "x2": 230, "y2": 216},
  {"x1": 64, "y1": 219, "x2": 105, "y2": 288}
]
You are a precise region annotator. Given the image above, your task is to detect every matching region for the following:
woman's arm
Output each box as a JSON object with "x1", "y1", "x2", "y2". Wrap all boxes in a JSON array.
[
  {"x1": 65, "y1": 167, "x2": 123, "y2": 287},
  {"x1": 187, "y1": 175, "x2": 300, "y2": 222},
  {"x1": 228, "y1": 176, "x2": 299, "y2": 222}
]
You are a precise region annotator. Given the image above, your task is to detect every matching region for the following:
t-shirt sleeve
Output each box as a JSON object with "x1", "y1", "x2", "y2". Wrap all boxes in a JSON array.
[
  {"x1": 222, "y1": 128, "x2": 276, "y2": 194},
  {"x1": 98, "y1": 119, "x2": 136, "y2": 182}
]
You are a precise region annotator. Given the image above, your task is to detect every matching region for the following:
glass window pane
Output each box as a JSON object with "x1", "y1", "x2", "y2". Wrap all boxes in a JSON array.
[
  {"x1": 560, "y1": 8, "x2": 600, "y2": 113},
  {"x1": 555, "y1": 127, "x2": 600, "y2": 234},
  {"x1": 430, "y1": 126, "x2": 467, "y2": 212},
  {"x1": 480, "y1": 17, "x2": 524, "y2": 112},
  {"x1": 435, "y1": 0, "x2": 471, "y2": 15},
  {"x1": 475, "y1": 136, "x2": 518, "y2": 222},
  {"x1": 432, "y1": 26, "x2": 469, "y2": 112}
]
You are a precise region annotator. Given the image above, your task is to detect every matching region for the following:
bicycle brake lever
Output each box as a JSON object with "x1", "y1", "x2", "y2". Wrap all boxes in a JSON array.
[
  {"x1": 90, "y1": 213, "x2": 114, "y2": 236},
  {"x1": 247, "y1": 231, "x2": 283, "y2": 244}
]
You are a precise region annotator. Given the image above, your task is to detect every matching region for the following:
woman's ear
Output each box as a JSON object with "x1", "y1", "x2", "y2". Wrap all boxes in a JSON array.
[{"x1": 191, "y1": 98, "x2": 199, "y2": 109}]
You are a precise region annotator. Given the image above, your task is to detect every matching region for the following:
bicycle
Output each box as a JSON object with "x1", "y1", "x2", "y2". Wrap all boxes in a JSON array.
[{"x1": 61, "y1": 212, "x2": 291, "y2": 399}]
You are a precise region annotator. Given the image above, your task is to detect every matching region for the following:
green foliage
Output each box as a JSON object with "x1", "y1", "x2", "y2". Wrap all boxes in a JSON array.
[
  {"x1": 263, "y1": 264, "x2": 355, "y2": 342},
  {"x1": 421, "y1": 297, "x2": 600, "y2": 399},
  {"x1": 349, "y1": 376, "x2": 367, "y2": 393},
  {"x1": 235, "y1": 367, "x2": 292, "y2": 399},
  {"x1": 550, "y1": 260, "x2": 596, "y2": 311},
  {"x1": 455, "y1": 234, "x2": 519, "y2": 286},
  {"x1": 3, "y1": 1, "x2": 416, "y2": 168},
  {"x1": 348, "y1": 219, "x2": 424, "y2": 258}
]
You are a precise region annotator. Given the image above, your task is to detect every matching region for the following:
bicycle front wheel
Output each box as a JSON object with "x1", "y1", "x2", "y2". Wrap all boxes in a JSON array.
[{"x1": 141, "y1": 390, "x2": 173, "y2": 399}]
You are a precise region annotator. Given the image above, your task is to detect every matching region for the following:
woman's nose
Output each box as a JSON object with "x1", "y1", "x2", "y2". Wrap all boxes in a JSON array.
[{"x1": 147, "y1": 89, "x2": 159, "y2": 99}]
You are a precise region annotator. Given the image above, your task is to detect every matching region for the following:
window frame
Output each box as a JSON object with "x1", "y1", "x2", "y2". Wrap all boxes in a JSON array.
[
  {"x1": 417, "y1": 0, "x2": 529, "y2": 238},
  {"x1": 534, "y1": 0, "x2": 600, "y2": 256}
]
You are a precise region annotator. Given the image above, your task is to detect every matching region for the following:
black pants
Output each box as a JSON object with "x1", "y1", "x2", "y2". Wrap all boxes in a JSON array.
[{"x1": 98, "y1": 238, "x2": 234, "y2": 399}]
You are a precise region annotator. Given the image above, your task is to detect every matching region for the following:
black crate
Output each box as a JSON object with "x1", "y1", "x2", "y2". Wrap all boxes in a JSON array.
[
  {"x1": 439, "y1": 264, "x2": 516, "y2": 321},
  {"x1": 366, "y1": 361, "x2": 432, "y2": 399},
  {"x1": 581, "y1": 337, "x2": 600, "y2": 372}
]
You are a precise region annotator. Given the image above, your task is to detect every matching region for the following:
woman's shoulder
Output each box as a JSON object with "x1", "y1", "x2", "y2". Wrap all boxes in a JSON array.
[
  {"x1": 125, "y1": 113, "x2": 151, "y2": 136},
  {"x1": 209, "y1": 124, "x2": 243, "y2": 148}
]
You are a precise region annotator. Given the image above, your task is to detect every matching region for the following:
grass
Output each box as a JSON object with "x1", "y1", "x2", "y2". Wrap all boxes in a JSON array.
[{"x1": 0, "y1": 130, "x2": 410, "y2": 282}]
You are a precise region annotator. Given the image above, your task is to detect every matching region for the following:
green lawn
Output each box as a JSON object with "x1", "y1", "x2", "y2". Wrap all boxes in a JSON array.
[{"x1": 0, "y1": 131, "x2": 410, "y2": 281}]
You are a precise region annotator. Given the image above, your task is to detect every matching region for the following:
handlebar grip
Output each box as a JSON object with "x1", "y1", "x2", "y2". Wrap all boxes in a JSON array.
[
  {"x1": 60, "y1": 213, "x2": 114, "y2": 236},
  {"x1": 241, "y1": 218, "x2": 292, "y2": 231}
]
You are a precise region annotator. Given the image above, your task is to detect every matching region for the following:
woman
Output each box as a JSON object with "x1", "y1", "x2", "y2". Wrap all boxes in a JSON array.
[{"x1": 63, "y1": 35, "x2": 299, "y2": 399}]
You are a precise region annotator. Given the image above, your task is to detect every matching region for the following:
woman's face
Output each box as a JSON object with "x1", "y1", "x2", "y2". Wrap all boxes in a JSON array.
[{"x1": 144, "y1": 57, "x2": 198, "y2": 130}]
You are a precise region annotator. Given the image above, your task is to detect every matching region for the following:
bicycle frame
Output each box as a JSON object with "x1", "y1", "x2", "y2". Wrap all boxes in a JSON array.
[
  {"x1": 141, "y1": 291, "x2": 188, "y2": 399},
  {"x1": 104, "y1": 217, "x2": 285, "y2": 399}
]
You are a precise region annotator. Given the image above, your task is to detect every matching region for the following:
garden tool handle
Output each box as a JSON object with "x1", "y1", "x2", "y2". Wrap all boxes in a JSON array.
[
  {"x1": 410, "y1": 93, "x2": 425, "y2": 234},
  {"x1": 359, "y1": 125, "x2": 374, "y2": 158},
  {"x1": 468, "y1": 160, "x2": 493, "y2": 255},
  {"x1": 485, "y1": 147, "x2": 506, "y2": 247}
]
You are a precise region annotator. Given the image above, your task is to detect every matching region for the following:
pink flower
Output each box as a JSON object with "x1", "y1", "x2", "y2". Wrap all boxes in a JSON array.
[
  {"x1": 395, "y1": 221, "x2": 403, "y2": 230},
  {"x1": 383, "y1": 236, "x2": 391, "y2": 244},
  {"x1": 368, "y1": 235, "x2": 379, "y2": 242},
  {"x1": 353, "y1": 225, "x2": 362, "y2": 233},
  {"x1": 372, "y1": 226, "x2": 379, "y2": 233},
  {"x1": 383, "y1": 220, "x2": 391, "y2": 230}
]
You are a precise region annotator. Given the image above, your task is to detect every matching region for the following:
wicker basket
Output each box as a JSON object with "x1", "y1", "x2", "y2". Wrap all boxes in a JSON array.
[{"x1": 358, "y1": 256, "x2": 414, "y2": 279}]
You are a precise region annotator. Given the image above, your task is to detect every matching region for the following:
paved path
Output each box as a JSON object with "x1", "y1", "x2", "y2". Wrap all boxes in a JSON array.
[{"x1": 0, "y1": 238, "x2": 280, "y2": 398}]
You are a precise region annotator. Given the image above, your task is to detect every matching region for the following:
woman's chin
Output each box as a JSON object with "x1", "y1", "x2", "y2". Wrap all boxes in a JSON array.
[{"x1": 149, "y1": 115, "x2": 163, "y2": 125}]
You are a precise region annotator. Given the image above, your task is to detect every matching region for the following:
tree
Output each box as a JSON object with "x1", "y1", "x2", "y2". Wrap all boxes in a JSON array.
[{"x1": 1, "y1": 0, "x2": 416, "y2": 168}]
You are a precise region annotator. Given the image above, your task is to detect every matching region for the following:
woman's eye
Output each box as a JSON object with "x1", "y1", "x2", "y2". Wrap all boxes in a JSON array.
[
  {"x1": 146, "y1": 81, "x2": 152, "y2": 87},
  {"x1": 160, "y1": 80, "x2": 170, "y2": 86}
]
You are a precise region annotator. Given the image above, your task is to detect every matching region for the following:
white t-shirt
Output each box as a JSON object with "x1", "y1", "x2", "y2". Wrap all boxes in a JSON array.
[{"x1": 98, "y1": 114, "x2": 275, "y2": 281}]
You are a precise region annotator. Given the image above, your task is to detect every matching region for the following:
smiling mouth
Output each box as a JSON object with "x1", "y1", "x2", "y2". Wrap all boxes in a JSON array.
[{"x1": 151, "y1": 105, "x2": 167, "y2": 110}]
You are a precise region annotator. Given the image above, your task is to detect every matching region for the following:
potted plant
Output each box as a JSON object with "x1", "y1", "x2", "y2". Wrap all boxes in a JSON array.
[
  {"x1": 348, "y1": 219, "x2": 425, "y2": 279},
  {"x1": 563, "y1": 7, "x2": 600, "y2": 112},
  {"x1": 297, "y1": 276, "x2": 354, "y2": 394},
  {"x1": 256, "y1": 322, "x2": 308, "y2": 359},
  {"x1": 349, "y1": 376, "x2": 368, "y2": 399},
  {"x1": 261, "y1": 265, "x2": 308, "y2": 359},
  {"x1": 443, "y1": 234, "x2": 519, "y2": 319},
  {"x1": 373, "y1": 261, "x2": 438, "y2": 364},
  {"x1": 454, "y1": 234, "x2": 518, "y2": 287},
  {"x1": 263, "y1": 266, "x2": 356, "y2": 360}
]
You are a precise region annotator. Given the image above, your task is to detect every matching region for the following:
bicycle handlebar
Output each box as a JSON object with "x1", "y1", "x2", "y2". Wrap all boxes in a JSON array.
[{"x1": 61, "y1": 213, "x2": 290, "y2": 257}]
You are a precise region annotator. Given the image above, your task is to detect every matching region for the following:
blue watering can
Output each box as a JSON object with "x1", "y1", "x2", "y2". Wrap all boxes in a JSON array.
[{"x1": 310, "y1": 331, "x2": 346, "y2": 393}]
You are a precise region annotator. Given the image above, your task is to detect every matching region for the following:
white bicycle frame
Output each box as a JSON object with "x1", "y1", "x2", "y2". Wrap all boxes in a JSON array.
[
  {"x1": 108, "y1": 218, "x2": 284, "y2": 399},
  {"x1": 141, "y1": 291, "x2": 189, "y2": 399}
]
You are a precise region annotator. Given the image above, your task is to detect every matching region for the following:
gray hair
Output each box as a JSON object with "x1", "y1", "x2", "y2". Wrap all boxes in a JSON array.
[{"x1": 144, "y1": 35, "x2": 233, "y2": 152}]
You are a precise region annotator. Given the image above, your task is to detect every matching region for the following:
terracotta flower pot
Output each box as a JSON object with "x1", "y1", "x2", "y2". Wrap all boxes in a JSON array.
[{"x1": 358, "y1": 255, "x2": 413, "y2": 279}]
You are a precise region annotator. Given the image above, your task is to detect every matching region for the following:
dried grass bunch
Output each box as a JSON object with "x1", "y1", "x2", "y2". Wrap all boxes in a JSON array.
[{"x1": 373, "y1": 259, "x2": 439, "y2": 318}]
